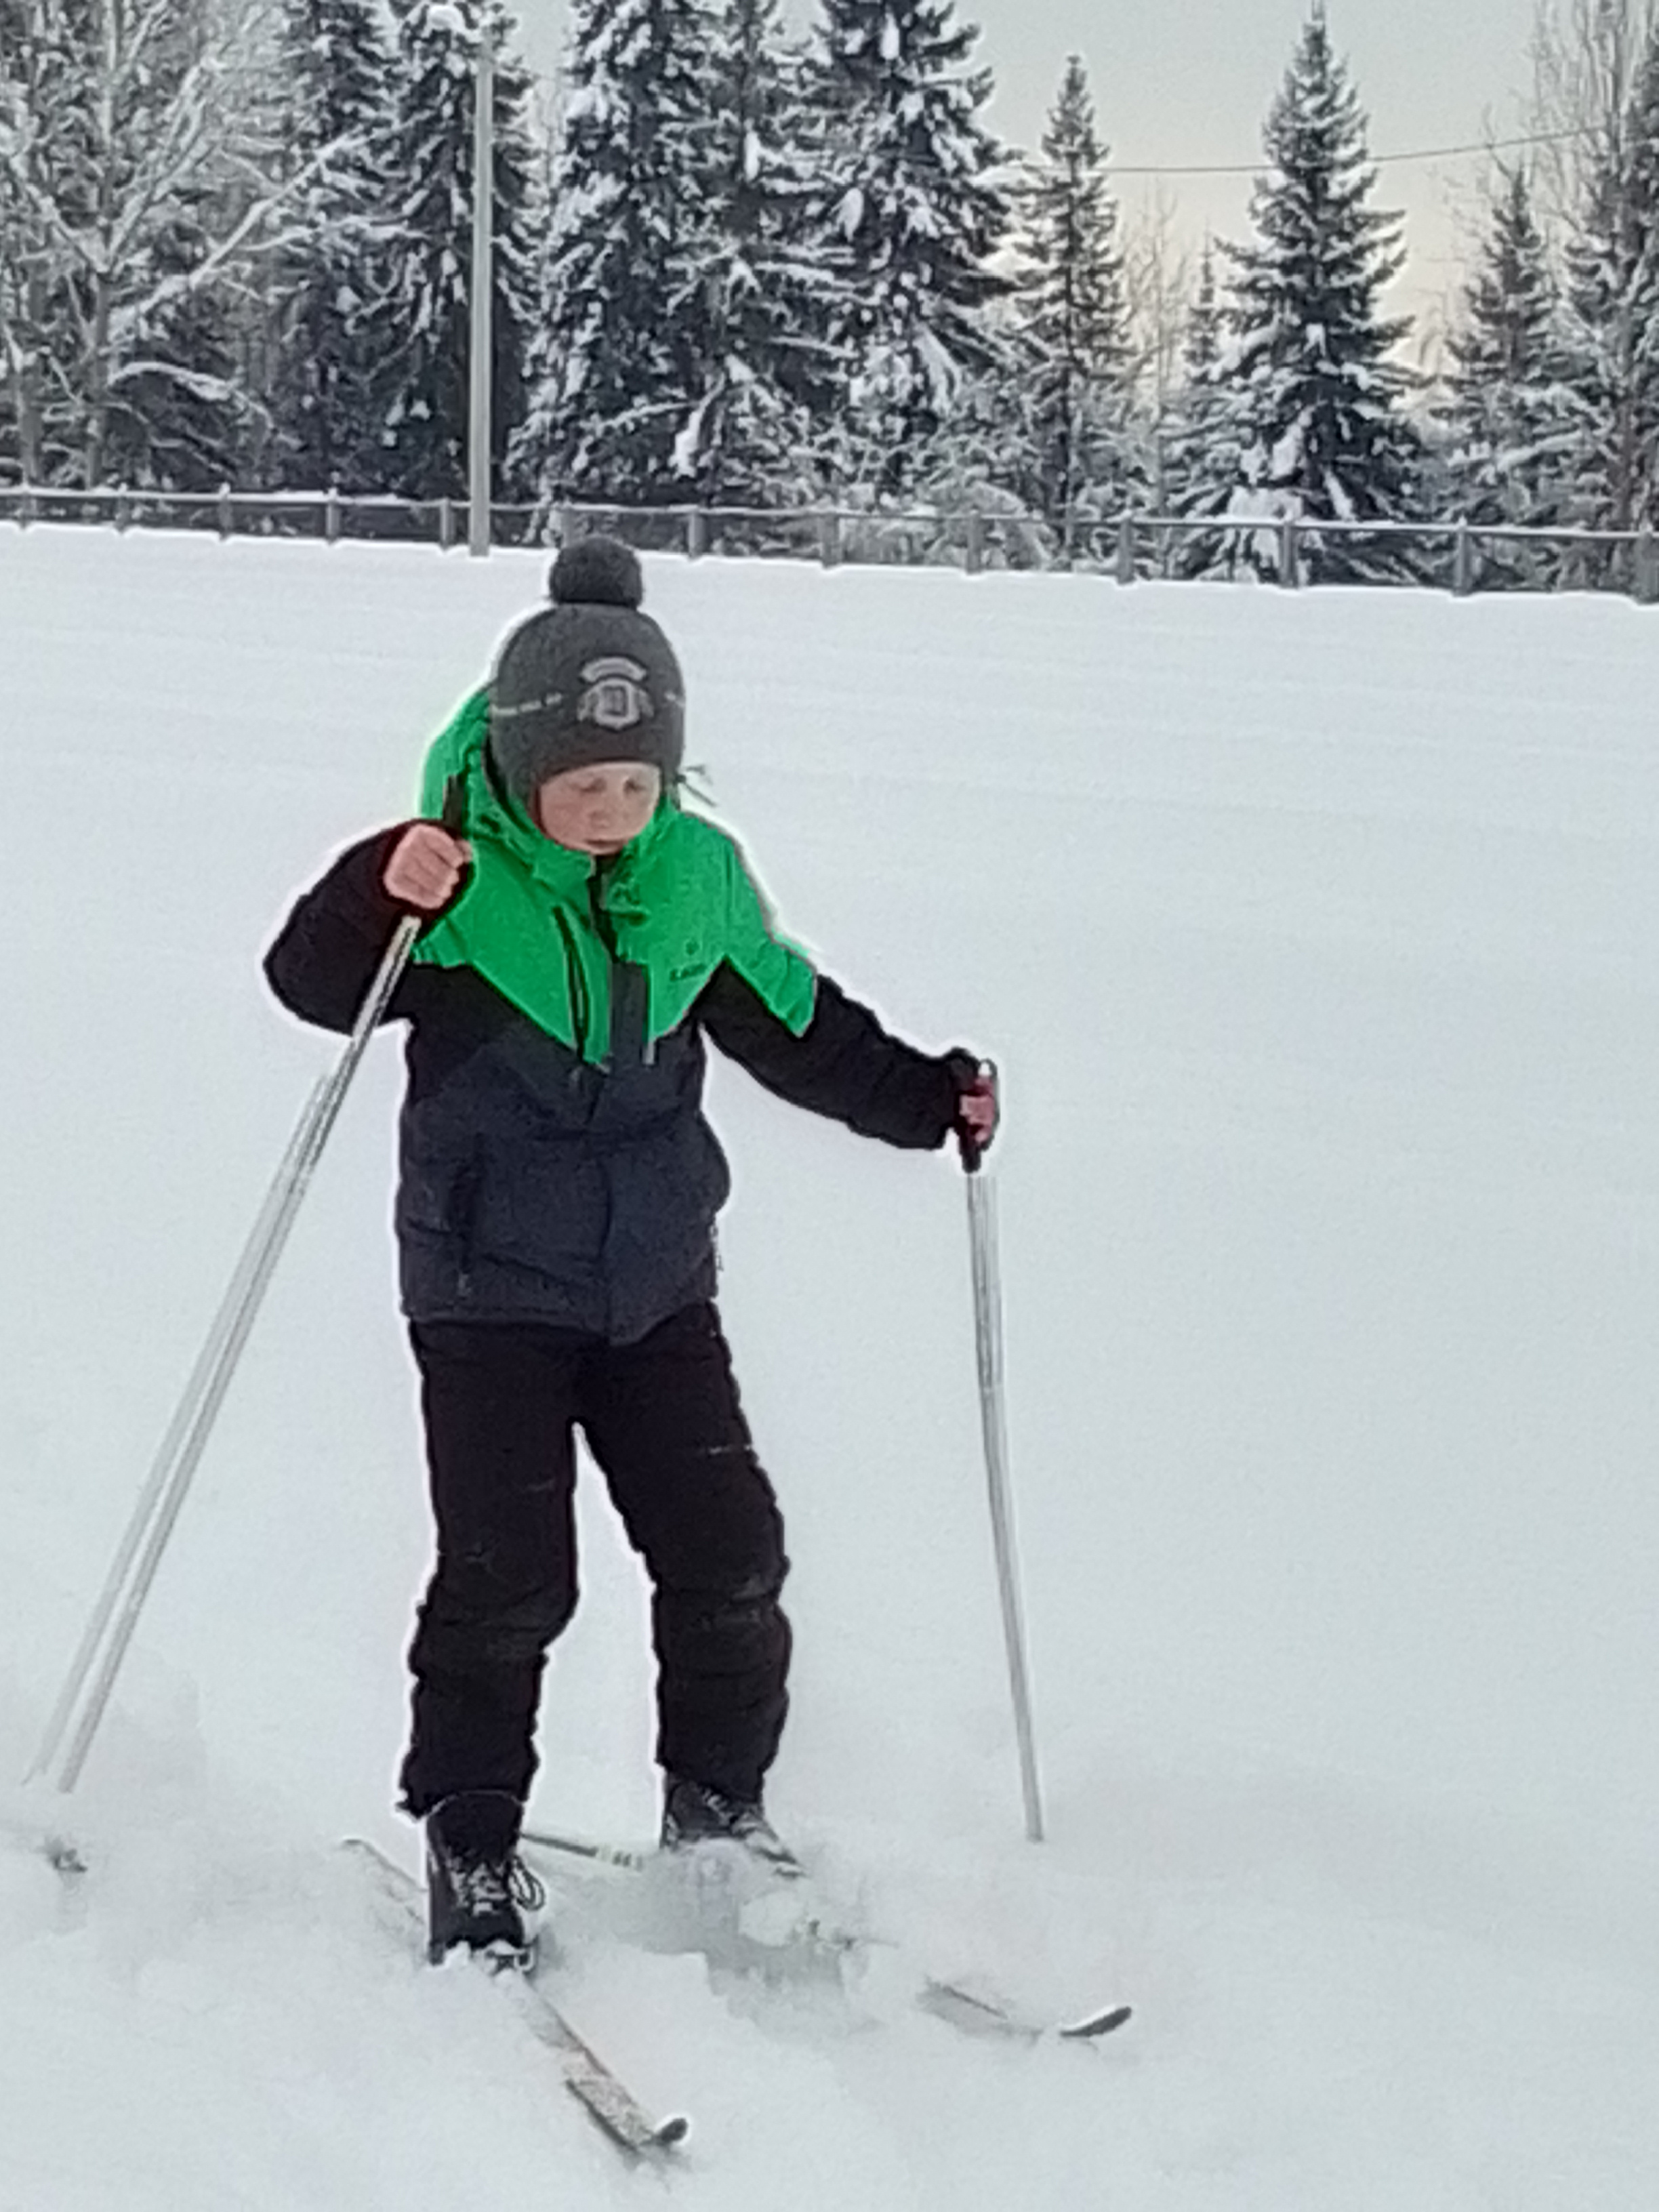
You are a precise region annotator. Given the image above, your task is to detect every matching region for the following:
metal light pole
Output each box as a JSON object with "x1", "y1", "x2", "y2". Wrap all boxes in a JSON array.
[{"x1": 467, "y1": 20, "x2": 495, "y2": 559}]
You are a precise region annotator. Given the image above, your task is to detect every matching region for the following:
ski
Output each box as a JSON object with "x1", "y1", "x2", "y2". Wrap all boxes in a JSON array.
[
  {"x1": 343, "y1": 1838, "x2": 689, "y2": 2160},
  {"x1": 916, "y1": 1978, "x2": 1133, "y2": 2045},
  {"x1": 520, "y1": 1823, "x2": 1132, "y2": 2045},
  {"x1": 521, "y1": 1826, "x2": 652, "y2": 1874}
]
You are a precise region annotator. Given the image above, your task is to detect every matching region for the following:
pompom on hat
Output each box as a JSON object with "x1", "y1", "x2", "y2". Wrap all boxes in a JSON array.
[{"x1": 487, "y1": 534, "x2": 685, "y2": 806}]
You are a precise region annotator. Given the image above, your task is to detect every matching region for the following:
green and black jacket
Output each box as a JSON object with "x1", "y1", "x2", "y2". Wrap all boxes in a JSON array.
[{"x1": 264, "y1": 695, "x2": 968, "y2": 1343}]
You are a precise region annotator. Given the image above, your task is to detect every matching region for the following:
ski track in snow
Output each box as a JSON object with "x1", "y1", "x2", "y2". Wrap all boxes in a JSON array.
[{"x1": 3, "y1": 526, "x2": 1658, "y2": 2207}]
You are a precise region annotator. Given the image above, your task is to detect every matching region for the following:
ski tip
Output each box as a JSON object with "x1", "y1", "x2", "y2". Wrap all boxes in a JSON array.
[
  {"x1": 600, "y1": 2111, "x2": 690, "y2": 2160},
  {"x1": 1060, "y1": 2003, "x2": 1134, "y2": 2040}
]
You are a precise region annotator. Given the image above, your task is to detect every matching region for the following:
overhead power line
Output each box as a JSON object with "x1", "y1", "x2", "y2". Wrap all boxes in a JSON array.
[{"x1": 1103, "y1": 126, "x2": 1585, "y2": 180}]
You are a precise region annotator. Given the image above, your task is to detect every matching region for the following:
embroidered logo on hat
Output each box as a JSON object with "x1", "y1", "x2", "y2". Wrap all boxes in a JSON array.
[{"x1": 577, "y1": 656, "x2": 655, "y2": 732}]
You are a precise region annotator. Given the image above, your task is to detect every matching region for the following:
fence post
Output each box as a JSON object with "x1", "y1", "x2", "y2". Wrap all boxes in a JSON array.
[
  {"x1": 556, "y1": 504, "x2": 578, "y2": 550},
  {"x1": 1453, "y1": 520, "x2": 1475, "y2": 598},
  {"x1": 217, "y1": 482, "x2": 232, "y2": 539},
  {"x1": 114, "y1": 487, "x2": 131, "y2": 535},
  {"x1": 325, "y1": 484, "x2": 342, "y2": 546},
  {"x1": 437, "y1": 496, "x2": 455, "y2": 551},
  {"x1": 964, "y1": 509, "x2": 985, "y2": 576},
  {"x1": 687, "y1": 506, "x2": 706, "y2": 560},
  {"x1": 1116, "y1": 512, "x2": 1138, "y2": 586},
  {"x1": 17, "y1": 483, "x2": 33, "y2": 530},
  {"x1": 819, "y1": 509, "x2": 842, "y2": 570},
  {"x1": 1636, "y1": 526, "x2": 1658, "y2": 606},
  {"x1": 1278, "y1": 512, "x2": 1300, "y2": 590}
]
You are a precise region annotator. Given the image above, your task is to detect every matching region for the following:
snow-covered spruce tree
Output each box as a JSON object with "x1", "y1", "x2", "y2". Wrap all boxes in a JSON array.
[
  {"x1": 675, "y1": 0, "x2": 844, "y2": 509},
  {"x1": 896, "y1": 362, "x2": 1053, "y2": 567},
  {"x1": 377, "y1": 0, "x2": 541, "y2": 504},
  {"x1": 1441, "y1": 164, "x2": 1578, "y2": 584},
  {"x1": 265, "y1": 0, "x2": 399, "y2": 491},
  {"x1": 515, "y1": 0, "x2": 721, "y2": 510},
  {"x1": 807, "y1": 0, "x2": 1011, "y2": 504},
  {"x1": 1006, "y1": 54, "x2": 1137, "y2": 554},
  {"x1": 123, "y1": 214, "x2": 249, "y2": 491},
  {"x1": 1560, "y1": 18, "x2": 1659, "y2": 554},
  {"x1": 1214, "y1": 6, "x2": 1420, "y2": 583},
  {"x1": 1162, "y1": 242, "x2": 1250, "y2": 575}
]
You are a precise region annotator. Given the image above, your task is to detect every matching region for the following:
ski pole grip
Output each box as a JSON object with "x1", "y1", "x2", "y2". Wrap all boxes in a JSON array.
[
  {"x1": 954, "y1": 1056, "x2": 997, "y2": 1175},
  {"x1": 440, "y1": 774, "x2": 467, "y2": 838}
]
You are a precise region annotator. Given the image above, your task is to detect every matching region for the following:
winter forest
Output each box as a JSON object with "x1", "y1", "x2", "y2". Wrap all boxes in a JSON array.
[{"x1": 7, "y1": 0, "x2": 1659, "y2": 582}]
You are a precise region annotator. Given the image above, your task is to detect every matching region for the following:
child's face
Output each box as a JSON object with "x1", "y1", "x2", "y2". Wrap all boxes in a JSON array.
[{"x1": 534, "y1": 761, "x2": 662, "y2": 855}]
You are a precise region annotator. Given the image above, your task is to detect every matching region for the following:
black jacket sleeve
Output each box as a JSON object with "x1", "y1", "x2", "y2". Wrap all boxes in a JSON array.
[
  {"x1": 263, "y1": 827, "x2": 417, "y2": 1033},
  {"x1": 697, "y1": 962, "x2": 970, "y2": 1151}
]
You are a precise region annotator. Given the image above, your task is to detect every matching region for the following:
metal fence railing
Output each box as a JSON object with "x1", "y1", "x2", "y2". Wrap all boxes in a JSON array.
[{"x1": 2, "y1": 483, "x2": 1656, "y2": 600}]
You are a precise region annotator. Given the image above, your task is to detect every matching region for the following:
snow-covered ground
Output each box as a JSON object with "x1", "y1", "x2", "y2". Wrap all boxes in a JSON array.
[{"x1": 3, "y1": 525, "x2": 1658, "y2": 2208}]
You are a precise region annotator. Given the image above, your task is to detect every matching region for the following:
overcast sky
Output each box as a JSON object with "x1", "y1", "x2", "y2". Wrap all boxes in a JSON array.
[{"x1": 506, "y1": 0, "x2": 1549, "y2": 349}]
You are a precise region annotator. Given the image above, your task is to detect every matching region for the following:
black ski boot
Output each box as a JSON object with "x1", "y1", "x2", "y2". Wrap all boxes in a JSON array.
[
  {"x1": 660, "y1": 1774, "x2": 802, "y2": 1877},
  {"x1": 424, "y1": 1789, "x2": 546, "y2": 1969}
]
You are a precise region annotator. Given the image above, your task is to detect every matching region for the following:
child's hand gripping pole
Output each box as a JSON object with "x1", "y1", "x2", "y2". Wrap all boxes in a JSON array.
[
  {"x1": 954, "y1": 1060, "x2": 1045, "y2": 1842},
  {"x1": 952, "y1": 1057, "x2": 1000, "y2": 1172}
]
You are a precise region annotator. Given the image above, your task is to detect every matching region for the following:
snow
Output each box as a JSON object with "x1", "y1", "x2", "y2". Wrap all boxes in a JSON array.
[{"x1": 4, "y1": 524, "x2": 1659, "y2": 2206}]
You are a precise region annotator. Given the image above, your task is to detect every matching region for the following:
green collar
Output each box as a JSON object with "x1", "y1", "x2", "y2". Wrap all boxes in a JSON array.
[{"x1": 408, "y1": 689, "x2": 816, "y2": 1063}]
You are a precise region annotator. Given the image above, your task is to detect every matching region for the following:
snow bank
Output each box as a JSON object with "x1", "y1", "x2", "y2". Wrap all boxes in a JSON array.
[{"x1": 2, "y1": 525, "x2": 1657, "y2": 2207}]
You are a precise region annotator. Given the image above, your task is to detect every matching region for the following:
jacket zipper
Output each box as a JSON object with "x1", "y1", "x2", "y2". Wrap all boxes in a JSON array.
[
  {"x1": 588, "y1": 861, "x2": 621, "y2": 1067},
  {"x1": 554, "y1": 907, "x2": 593, "y2": 1062}
]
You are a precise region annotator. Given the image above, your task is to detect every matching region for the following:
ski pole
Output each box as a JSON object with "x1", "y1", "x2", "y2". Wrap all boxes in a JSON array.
[
  {"x1": 958, "y1": 1076, "x2": 1046, "y2": 1844},
  {"x1": 24, "y1": 1084, "x2": 327, "y2": 1790},
  {"x1": 32, "y1": 916, "x2": 417, "y2": 1796},
  {"x1": 27, "y1": 786, "x2": 462, "y2": 1797}
]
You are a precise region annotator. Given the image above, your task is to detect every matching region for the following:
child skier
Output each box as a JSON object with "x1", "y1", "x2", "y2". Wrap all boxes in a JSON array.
[{"x1": 265, "y1": 536, "x2": 996, "y2": 1963}]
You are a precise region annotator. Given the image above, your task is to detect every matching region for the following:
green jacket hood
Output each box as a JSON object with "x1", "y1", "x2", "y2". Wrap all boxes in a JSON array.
[{"x1": 411, "y1": 690, "x2": 817, "y2": 1063}]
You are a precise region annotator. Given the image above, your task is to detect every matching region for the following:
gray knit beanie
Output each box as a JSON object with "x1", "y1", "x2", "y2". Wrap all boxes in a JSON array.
[{"x1": 487, "y1": 536, "x2": 685, "y2": 806}]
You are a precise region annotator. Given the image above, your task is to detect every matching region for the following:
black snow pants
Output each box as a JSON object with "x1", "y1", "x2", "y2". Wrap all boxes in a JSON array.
[{"x1": 397, "y1": 1300, "x2": 791, "y2": 1818}]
